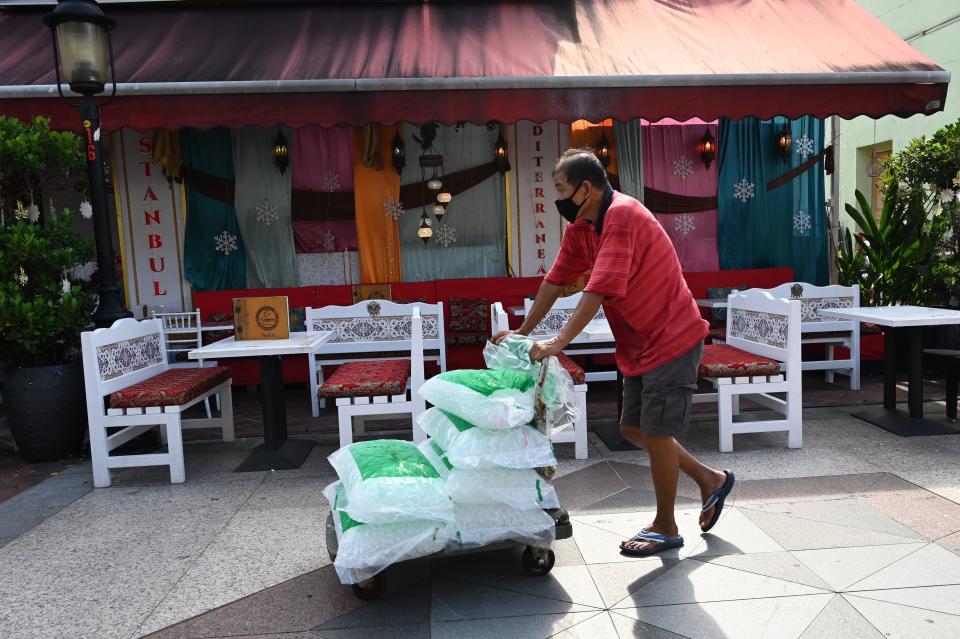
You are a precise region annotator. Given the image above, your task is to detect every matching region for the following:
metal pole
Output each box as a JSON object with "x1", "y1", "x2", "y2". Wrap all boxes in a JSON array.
[
  {"x1": 80, "y1": 96, "x2": 132, "y2": 327},
  {"x1": 829, "y1": 116, "x2": 841, "y2": 285}
]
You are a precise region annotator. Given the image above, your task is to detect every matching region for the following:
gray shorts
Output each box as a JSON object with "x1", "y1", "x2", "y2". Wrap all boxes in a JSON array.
[{"x1": 620, "y1": 341, "x2": 703, "y2": 438}]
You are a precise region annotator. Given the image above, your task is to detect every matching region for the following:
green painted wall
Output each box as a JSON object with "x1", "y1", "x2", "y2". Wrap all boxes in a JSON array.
[{"x1": 836, "y1": 1, "x2": 959, "y2": 233}]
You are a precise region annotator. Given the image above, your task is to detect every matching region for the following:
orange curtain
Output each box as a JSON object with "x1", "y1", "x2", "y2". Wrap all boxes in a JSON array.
[
  {"x1": 569, "y1": 119, "x2": 618, "y2": 176},
  {"x1": 353, "y1": 125, "x2": 402, "y2": 283}
]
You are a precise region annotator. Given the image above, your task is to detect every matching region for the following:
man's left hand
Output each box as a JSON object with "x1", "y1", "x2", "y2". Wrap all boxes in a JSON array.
[{"x1": 530, "y1": 338, "x2": 564, "y2": 362}]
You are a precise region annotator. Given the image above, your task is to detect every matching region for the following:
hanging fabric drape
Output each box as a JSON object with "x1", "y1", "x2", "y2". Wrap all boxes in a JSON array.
[
  {"x1": 291, "y1": 126, "x2": 357, "y2": 253},
  {"x1": 717, "y1": 116, "x2": 827, "y2": 284},
  {"x1": 180, "y1": 127, "x2": 246, "y2": 291},
  {"x1": 231, "y1": 126, "x2": 300, "y2": 288},
  {"x1": 399, "y1": 123, "x2": 507, "y2": 282},
  {"x1": 354, "y1": 124, "x2": 402, "y2": 283},
  {"x1": 569, "y1": 119, "x2": 618, "y2": 176},
  {"x1": 613, "y1": 119, "x2": 643, "y2": 202},
  {"x1": 642, "y1": 121, "x2": 719, "y2": 272},
  {"x1": 152, "y1": 129, "x2": 182, "y2": 182}
]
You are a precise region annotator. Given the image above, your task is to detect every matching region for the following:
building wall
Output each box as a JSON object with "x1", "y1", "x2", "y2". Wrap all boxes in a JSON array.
[{"x1": 836, "y1": 1, "x2": 959, "y2": 232}]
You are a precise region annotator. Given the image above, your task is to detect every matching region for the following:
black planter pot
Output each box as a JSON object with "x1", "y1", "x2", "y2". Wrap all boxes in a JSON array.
[{"x1": 4, "y1": 360, "x2": 87, "y2": 462}]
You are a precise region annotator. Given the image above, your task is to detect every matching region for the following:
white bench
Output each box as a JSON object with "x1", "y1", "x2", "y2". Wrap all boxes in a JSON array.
[
  {"x1": 694, "y1": 290, "x2": 802, "y2": 452},
  {"x1": 491, "y1": 302, "x2": 589, "y2": 459},
  {"x1": 305, "y1": 300, "x2": 445, "y2": 417},
  {"x1": 756, "y1": 282, "x2": 861, "y2": 390},
  {"x1": 308, "y1": 301, "x2": 428, "y2": 447},
  {"x1": 81, "y1": 318, "x2": 234, "y2": 488}
]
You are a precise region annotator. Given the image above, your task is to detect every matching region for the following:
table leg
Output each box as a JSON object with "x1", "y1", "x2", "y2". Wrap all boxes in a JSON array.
[
  {"x1": 883, "y1": 327, "x2": 897, "y2": 409},
  {"x1": 907, "y1": 326, "x2": 924, "y2": 418},
  {"x1": 235, "y1": 355, "x2": 315, "y2": 472}
]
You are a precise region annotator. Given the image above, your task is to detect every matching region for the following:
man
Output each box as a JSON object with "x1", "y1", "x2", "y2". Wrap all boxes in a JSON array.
[{"x1": 496, "y1": 149, "x2": 734, "y2": 556}]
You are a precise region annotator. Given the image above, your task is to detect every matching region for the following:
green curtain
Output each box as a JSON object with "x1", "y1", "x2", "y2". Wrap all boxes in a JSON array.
[
  {"x1": 399, "y1": 123, "x2": 508, "y2": 282},
  {"x1": 181, "y1": 127, "x2": 246, "y2": 291},
  {"x1": 613, "y1": 119, "x2": 644, "y2": 202},
  {"x1": 717, "y1": 116, "x2": 828, "y2": 284}
]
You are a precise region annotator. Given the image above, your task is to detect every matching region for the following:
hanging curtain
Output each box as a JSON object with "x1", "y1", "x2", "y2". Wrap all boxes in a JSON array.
[
  {"x1": 180, "y1": 127, "x2": 246, "y2": 291},
  {"x1": 717, "y1": 117, "x2": 827, "y2": 284},
  {"x1": 613, "y1": 119, "x2": 643, "y2": 201},
  {"x1": 291, "y1": 126, "x2": 357, "y2": 253},
  {"x1": 569, "y1": 119, "x2": 618, "y2": 176},
  {"x1": 232, "y1": 126, "x2": 300, "y2": 288},
  {"x1": 354, "y1": 124, "x2": 402, "y2": 283},
  {"x1": 643, "y1": 121, "x2": 719, "y2": 272},
  {"x1": 399, "y1": 123, "x2": 507, "y2": 282},
  {"x1": 152, "y1": 129, "x2": 182, "y2": 182}
]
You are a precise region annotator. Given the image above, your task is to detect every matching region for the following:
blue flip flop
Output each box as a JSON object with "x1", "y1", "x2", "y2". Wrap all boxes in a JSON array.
[
  {"x1": 700, "y1": 470, "x2": 735, "y2": 533},
  {"x1": 620, "y1": 531, "x2": 684, "y2": 557}
]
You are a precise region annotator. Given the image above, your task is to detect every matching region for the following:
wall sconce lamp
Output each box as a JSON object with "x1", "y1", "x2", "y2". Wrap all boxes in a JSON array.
[
  {"x1": 776, "y1": 122, "x2": 792, "y2": 164},
  {"x1": 596, "y1": 133, "x2": 611, "y2": 169},
  {"x1": 698, "y1": 128, "x2": 716, "y2": 170},
  {"x1": 391, "y1": 133, "x2": 406, "y2": 175},
  {"x1": 273, "y1": 130, "x2": 289, "y2": 174}
]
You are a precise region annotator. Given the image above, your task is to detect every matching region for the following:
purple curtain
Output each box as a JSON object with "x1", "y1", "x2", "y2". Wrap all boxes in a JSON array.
[
  {"x1": 642, "y1": 121, "x2": 719, "y2": 272},
  {"x1": 292, "y1": 126, "x2": 357, "y2": 252}
]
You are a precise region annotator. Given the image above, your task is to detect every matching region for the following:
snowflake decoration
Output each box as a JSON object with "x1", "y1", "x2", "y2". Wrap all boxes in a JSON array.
[
  {"x1": 79, "y1": 200, "x2": 93, "y2": 220},
  {"x1": 15, "y1": 266, "x2": 28, "y2": 287},
  {"x1": 322, "y1": 170, "x2": 340, "y2": 193},
  {"x1": 793, "y1": 209, "x2": 812, "y2": 236},
  {"x1": 321, "y1": 229, "x2": 337, "y2": 252},
  {"x1": 434, "y1": 223, "x2": 457, "y2": 248},
  {"x1": 672, "y1": 156, "x2": 694, "y2": 179},
  {"x1": 795, "y1": 135, "x2": 815, "y2": 161},
  {"x1": 674, "y1": 214, "x2": 696, "y2": 236},
  {"x1": 214, "y1": 230, "x2": 239, "y2": 256},
  {"x1": 733, "y1": 178, "x2": 755, "y2": 203},
  {"x1": 383, "y1": 198, "x2": 405, "y2": 220},
  {"x1": 27, "y1": 202, "x2": 40, "y2": 223},
  {"x1": 255, "y1": 200, "x2": 279, "y2": 226}
]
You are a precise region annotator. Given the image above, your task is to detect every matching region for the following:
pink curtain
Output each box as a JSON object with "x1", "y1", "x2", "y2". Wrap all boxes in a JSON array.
[
  {"x1": 292, "y1": 126, "x2": 357, "y2": 252},
  {"x1": 642, "y1": 121, "x2": 719, "y2": 272}
]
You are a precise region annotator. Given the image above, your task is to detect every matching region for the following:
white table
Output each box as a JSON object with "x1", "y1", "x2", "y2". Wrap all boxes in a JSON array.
[
  {"x1": 696, "y1": 298, "x2": 728, "y2": 309},
  {"x1": 189, "y1": 332, "x2": 333, "y2": 471},
  {"x1": 819, "y1": 306, "x2": 960, "y2": 436}
]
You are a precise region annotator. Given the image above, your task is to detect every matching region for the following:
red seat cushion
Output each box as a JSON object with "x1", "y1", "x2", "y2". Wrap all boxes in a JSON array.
[
  {"x1": 109, "y1": 366, "x2": 230, "y2": 409},
  {"x1": 318, "y1": 359, "x2": 411, "y2": 398},
  {"x1": 699, "y1": 344, "x2": 781, "y2": 378},
  {"x1": 556, "y1": 352, "x2": 586, "y2": 385}
]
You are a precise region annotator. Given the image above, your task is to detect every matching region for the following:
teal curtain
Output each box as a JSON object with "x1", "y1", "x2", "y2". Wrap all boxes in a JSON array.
[
  {"x1": 613, "y1": 119, "x2": 644, "y2": 202},
  {"x1": 181, "y1": 127, "x2": 246, "y2": 291},
  {"x1": 232, "y1": 127, "x2": 300, "y2": 288},
  {"x1": 717, "y1": 117, "x2": 827, "y2": 284},
  {"x1": 399, "y1": 123, "x2": 508, "y2": 282}
]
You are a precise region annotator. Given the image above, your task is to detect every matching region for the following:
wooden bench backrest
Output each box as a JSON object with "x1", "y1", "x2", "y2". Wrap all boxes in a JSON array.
[
  {"x1": 81, "y1": 318, "x2": 169, "y2": 400},
  {"x1": 523, "y1": 292, "x2": 606, "y2": 339},
  {"x1": 305, "y1": 300, "x2": 443, "y2": 356},
  {"x1": 727, "y1": 290, "x2": 801, "y2": 376},
  {"x1": 752, "y1": 282, "x2": 859, "y2": 330}
]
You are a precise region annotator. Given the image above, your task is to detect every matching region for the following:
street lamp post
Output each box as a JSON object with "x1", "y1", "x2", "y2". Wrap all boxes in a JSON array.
[{"x1": 44, "y1": 0, "x2": 132, "y2": 328}]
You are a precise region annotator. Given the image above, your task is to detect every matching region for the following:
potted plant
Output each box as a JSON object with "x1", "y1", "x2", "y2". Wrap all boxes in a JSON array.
[{"x1": 0, "y1": 206, "x2": 97, "y2": 461}]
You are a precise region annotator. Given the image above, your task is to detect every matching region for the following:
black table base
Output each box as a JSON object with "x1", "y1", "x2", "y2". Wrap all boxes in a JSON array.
[
  {"x1": 235, "y1": 354, "x2": 314, "y2": 472},
  {"x1": 851, "y1": 406, "x2": 960, "y2": 437}
]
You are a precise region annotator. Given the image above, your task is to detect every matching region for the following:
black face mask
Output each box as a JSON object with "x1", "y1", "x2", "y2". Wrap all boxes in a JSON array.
[{"x1": 555, "y1": 182, "x2": 587, "y2": 223}]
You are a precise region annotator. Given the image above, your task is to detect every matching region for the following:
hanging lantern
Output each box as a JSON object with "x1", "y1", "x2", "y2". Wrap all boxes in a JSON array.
[
  {"x1": 273, "y1": 130, "x2": 289, "y2": 174},
  {"x1": 433, "y1": 203, "x2": 446, "y2": 220},
  {"x1": 596, "y1": 133, "x2": 611, "y2": 168},
  {"x1": 697, "y1": 128, "x2": 716, "y2": 170},
  {"x1": 437, "y1": 192, "x2": 452, "y2": 205},
  {"x1": 427, "y1": 173, "x2": 443, "y2": 191},
  {"x1": 776, "y1": 122, "x2": 792, "y2": 163},
  {"x1": 391, "y1": 133, "x2": 406, "y2": 174},
  {"x1": 494, "y1": 129, "x2": 510, "y2": 172},
  {"x1": 417, "y1": 215, "x2": 433, "y2": 245}
]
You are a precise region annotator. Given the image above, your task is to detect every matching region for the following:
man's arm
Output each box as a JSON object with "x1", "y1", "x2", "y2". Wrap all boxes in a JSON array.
[
  {"x1": 529, "y1": 291, "x2": 604, "y2": 361},
  {"x1": 517, "y1": 280, "x2": 566, "y2": 335}
]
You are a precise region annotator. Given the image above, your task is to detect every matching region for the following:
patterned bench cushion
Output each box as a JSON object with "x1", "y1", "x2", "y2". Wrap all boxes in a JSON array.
[
  {"x1": 556, "y1": 352, "x2": 586, "y2": 385},
  {"x1": 699, "y1": 344, "x2": 781, "y2": 378},
  {"x1": 109, "y1": 366, "x2": 230, "y2": 409},
  {"x1": 318, "y1": 359, "x2": 410, "y2": 398}
]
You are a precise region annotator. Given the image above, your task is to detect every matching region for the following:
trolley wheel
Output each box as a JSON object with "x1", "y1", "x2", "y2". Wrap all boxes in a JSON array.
[
  {"x1": 521, "y1": 546, "x2": 556, "y2": 577},
  {"x1": 351, "y1": 573, "x2": 388, "y2": 601}
]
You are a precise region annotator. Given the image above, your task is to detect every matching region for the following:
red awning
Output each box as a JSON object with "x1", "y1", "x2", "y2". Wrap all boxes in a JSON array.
[{"x1": 0, "y1": 0, "x2": 949, "y2": 131}]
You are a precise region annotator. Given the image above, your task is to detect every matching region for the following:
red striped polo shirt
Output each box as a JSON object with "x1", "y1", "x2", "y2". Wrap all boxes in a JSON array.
[{"x1": 545, "y1": 189, "x2": 708, "y2": 377}]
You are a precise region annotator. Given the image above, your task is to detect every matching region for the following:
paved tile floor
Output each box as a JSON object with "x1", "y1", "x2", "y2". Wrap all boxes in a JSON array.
[{"x1": 1, "y1": 375, "x2": 959, "y2": 638}]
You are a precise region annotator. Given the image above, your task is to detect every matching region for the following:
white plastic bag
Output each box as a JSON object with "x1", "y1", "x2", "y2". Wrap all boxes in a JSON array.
[
  {"x1": 448, "y1": 503, "x2": 556, "y2": 550},
  {"x1": 323, "y1": 482, "x2": 450, "y2": 584},
  {"x1": 417, "y1": 407, "x2": 557, "y2": 470},
  {"x1": 446, "y1": 467, "x2": 559, "y2": 510},
  {"x1": 418, "y1": 369, "x2": 536, "y2": 430},
  {"x1": 483, "y1": 335, "x2": 579, "y2": 433},
  {"x1": 417, "y1": 438, "x2": 452, "y2": 479},
  {"x1": 328, "y1": 439, "x2": 454, "y2": 524}
]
